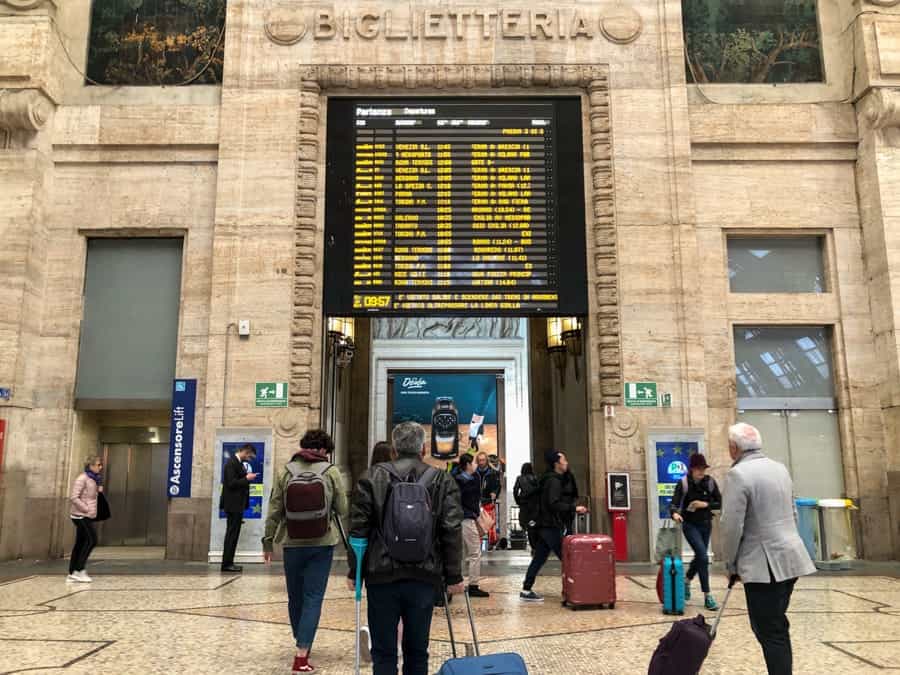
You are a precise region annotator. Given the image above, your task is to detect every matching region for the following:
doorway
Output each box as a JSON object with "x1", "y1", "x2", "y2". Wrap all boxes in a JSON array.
[{"x1": 96, "y1": 428, "x2": 169, "y2": 546}]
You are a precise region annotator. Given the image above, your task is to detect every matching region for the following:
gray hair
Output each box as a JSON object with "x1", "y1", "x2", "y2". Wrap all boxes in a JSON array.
[
  {"x1": 392, "y1": 421, "x2": 426, "y2": 457},
  {"x1": 728, "y1": 422, "x2": 762, "y2": 453}
]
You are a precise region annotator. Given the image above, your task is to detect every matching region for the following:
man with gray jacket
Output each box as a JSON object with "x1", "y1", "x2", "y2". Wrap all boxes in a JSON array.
[{"x1": 721, "y1": 422, "x2": 816, "y2": 675}]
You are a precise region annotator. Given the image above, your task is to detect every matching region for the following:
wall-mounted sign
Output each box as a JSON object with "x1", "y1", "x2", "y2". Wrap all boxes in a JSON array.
[
  {"x1": 166, "y1": 379, "x2": 197, "y2": 498},
  {"x1": 255, "y1": 382, "x2": 288, "y2": 407},
  {"x1": 0, "y1": 388, "x2": 10, "y2": 401},
  {"x1": 607, "y1": 472, "x2": 631, "y2": 511},
  {"x1": 624, "y1": 381, "x2": 658, "y2": 407}
]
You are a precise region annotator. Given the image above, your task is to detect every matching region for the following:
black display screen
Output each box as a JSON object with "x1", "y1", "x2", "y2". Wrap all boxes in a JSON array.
[{"x1": 324, "y1": 98, "x2": 588, "y2": 315}]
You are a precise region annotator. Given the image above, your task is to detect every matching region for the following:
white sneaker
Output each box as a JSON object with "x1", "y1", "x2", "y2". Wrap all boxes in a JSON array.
[
  {"x1": 74, "y1": 570, "x2": 92, "y2": 583},
  {"x1": 66, "y1": 574, "x2": 80, "y2": 582}
]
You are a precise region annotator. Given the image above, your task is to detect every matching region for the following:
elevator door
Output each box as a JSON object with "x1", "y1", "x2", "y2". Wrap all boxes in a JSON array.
[{"x1": 98, "y1": 443, "x2": 169, "y2": 545}]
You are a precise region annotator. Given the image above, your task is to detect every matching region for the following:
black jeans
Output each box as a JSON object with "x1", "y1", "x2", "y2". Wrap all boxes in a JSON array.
[
  {"x1": 523, "y1": 527, "x2": 563, "y2": 590},
  {"x1": 367, "y1": 580, "x2": 435, "y2": 675},
  {"x1": 682, "y1": 520, "x2": 712, "y2": 593},
  {"x1": 69, "y1": 518, "x2": 97, "y2": 574},
  {"x1": 744, "y1": 575, "x2": 798, "y2": 675},
  {"x1": 222, "y1": 512, "x2": 243, "y2": 568}
]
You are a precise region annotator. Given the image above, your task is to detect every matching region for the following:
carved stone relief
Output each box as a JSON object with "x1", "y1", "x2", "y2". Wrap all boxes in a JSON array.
[
  {"x1": 373, "y1": 318, "x2": 523, "y2": 340},
  {"x1": 290, "y1": 64, "x2": 622, "y2": 406},
  {"x1": 0, "y1": 0, "x2": 55, "y2": 9}
]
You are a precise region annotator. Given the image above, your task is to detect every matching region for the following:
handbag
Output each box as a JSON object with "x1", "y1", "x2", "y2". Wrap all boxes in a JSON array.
[
  {"x1": 655, "y1": 520, "x2": 682, "y2": 560},
  {"x1": 94, "y1": 491, "x2": 111, "y2": 522}
]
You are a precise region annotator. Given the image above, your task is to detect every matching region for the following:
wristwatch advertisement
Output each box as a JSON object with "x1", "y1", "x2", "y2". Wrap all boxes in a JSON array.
[{"x1": 431, "y1": 397, "x2": 460, "y2": 459}]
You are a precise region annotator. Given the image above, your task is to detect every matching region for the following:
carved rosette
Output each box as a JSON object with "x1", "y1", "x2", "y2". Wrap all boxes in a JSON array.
[
  {"x1": 290, "y1": 64, "x2": 621, "y2": 405},
  {"x1": 290, "y1": 79, "x2": 321, "y2": 407}
]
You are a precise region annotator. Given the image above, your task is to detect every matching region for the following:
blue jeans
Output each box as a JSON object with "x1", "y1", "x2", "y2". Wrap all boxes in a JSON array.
[
  {"x1": 683, "y1": 520, "x2": 711, "y2": 593},
  {"x1": 283, "y1": 545, "x2": 335, "y2": 650},
  {"x1": 367, "y1": 579, "x2": 435, "y2": 675},
  {"x1": 523, "y1": 527, "x2": 563, "y2": 591}
]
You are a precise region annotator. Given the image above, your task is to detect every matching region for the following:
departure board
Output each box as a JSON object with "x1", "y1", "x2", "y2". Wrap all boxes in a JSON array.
[{"x1": 325, "y1": 98, "x2": 588, "y2": 316}]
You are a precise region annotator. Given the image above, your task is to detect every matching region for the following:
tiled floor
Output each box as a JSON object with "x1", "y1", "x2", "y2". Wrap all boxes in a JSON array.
[{"x1": 2, "y1": 560, "x2": 900, "y2": 674}]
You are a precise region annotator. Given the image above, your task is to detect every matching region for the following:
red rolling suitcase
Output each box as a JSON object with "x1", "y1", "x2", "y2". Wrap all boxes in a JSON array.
[{"x1": 561, "y1": 533, "x2": 617, "y2": 609}]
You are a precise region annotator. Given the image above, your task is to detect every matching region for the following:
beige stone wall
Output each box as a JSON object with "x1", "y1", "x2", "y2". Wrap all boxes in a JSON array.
[{"x1": 1, "y1": 0, "x2": 898, "y2": 561}]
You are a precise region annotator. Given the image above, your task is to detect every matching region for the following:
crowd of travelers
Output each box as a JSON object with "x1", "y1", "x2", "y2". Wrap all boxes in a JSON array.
[{"x1": 68, "y1": 420, "x2": 813, "y2": 675}]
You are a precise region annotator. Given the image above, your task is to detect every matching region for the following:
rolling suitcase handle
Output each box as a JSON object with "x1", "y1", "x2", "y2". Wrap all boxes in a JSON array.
[
  {"x1": 708, "y1": 575, "x2": 738, "y2": 638},
  {"x1": 442, "y1": 588, "x2": 482, "y2": 658}
]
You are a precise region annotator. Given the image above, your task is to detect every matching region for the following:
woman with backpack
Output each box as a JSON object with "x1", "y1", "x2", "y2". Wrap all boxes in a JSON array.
[
  {"x1": 670, "y1": 453, "x2": 722, "y2": 611},
  {"x1": 513, "y1": 462, "x2": 541, "y2": 552},
  {"x1": 263, "y1": 429, "x2": 349, "y2": 674}
]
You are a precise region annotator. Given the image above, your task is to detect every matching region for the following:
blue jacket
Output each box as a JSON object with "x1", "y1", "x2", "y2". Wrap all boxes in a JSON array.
[{"x1": 455, "y1": 471, "x2": 481, "y2": 520}]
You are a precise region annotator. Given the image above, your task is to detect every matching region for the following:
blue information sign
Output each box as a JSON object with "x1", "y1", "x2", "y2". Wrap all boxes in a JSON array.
[
  {"x1": 219, "y1": 442, "x2": 266, "y2": 520},
  {"x1": 655, "y1": 440, "x2": 700, "y2": 519},
  {"x1": 167, "y1": 378, "x2": 197, "y2": 498}
]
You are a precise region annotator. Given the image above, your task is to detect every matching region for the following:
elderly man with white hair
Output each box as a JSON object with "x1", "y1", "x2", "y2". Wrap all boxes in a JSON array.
[{"x1": 721, "y1": 422, "x2": 815, "y2": 675}]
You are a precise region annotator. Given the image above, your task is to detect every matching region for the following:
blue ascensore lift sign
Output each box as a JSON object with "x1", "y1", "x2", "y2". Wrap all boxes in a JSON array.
[{"x1": 167, "y1": 379, "x2": 197, "y2": 498}]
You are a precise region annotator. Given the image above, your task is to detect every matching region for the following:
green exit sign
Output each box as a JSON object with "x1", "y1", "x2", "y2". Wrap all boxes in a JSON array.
[
  {"x1": 624, "y1": 382, "x2": 658, "y2": 408},
  {"x1": 255, "y1": 382, "x2": 288, "y2": 407}
]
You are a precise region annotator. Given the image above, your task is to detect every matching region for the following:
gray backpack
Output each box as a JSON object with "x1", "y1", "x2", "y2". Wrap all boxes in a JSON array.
[
  {"x1": 381, "y1": 464, "x2": 438, "y2": 563},
  {"x1": 284, "y1": 461, "x2": 333, "y2": 539}
]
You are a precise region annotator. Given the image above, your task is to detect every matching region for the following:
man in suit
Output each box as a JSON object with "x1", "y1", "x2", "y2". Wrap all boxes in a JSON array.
[
  {"x1": 220, "y1": 444, "x2": 258, "y2": 573},
  {"x1": 721, "y1": 423, "x2": 816, "y2": 675}
]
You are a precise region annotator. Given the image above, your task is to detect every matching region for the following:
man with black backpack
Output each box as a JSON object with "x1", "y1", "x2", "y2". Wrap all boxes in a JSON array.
[{"x1": 347, "y1": 421, "x2": 464, "y2": 675}]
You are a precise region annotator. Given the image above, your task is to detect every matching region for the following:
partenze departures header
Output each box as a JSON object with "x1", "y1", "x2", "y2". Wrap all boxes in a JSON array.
[{"x1": 264, "y1": 6, "x2": 644, "y2": 44}]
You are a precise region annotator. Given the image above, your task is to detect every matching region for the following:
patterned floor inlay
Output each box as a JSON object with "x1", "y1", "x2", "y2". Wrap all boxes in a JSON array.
[{"x1": 0, "y1": 571, "x2": 898, "y2": 673}]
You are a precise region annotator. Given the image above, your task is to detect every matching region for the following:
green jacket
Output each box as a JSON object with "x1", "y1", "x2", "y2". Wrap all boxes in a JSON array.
[{"x1": 262, "y1": 457, "x2": 349, "y2": 552}]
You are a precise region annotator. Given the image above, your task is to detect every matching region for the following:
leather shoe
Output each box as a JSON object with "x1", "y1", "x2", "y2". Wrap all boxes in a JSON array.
[{"x1": 221, "y1": 565, "x2": 243, "y2": 573}]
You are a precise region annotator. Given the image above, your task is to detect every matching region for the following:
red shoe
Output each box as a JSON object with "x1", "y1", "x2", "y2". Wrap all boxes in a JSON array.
[{"x1": 292, "y1": 655, "x2": 315, "y2": 673}]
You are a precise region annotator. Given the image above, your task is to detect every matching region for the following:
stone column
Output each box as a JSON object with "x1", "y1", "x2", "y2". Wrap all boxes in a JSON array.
[
  {"x1": 856, "y1": 87, "x2": 900, "y2": 560},
  {"x1": 0, "y1": 8, "x2": 60, "y2": 559}
]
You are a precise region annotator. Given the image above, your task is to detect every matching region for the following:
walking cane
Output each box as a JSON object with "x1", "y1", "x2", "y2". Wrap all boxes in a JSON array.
[{"x1": 349, "y1": 536, "x2": 368, "y2": 675}]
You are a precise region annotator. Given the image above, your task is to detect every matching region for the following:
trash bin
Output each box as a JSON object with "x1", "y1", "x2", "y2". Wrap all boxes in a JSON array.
[
  {"x1": 817, "y1": 499, "x2": 858, "y2": 570},
  {"x1": 794, "y1": 498, "x2": 820, "y2": 562}
]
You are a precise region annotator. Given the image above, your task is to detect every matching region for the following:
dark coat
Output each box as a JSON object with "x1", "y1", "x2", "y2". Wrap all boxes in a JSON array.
[
  {"x1": 455, "y1": 471, "x2": 482, "y2": 520},
  {"x1": 220, "y1": 455, "x2": 250, "y2": 514},
  {"x1": 347, "y1": 455, "x2": 464, "y2": 588},
  {"x1": 537, "y1": 470, "x2": 579, "y2": 531},
  {"x1": 476, "y1": 465, "x2": 502, "y2": 505},
  {"x1": 669, "y1": 474, "x2": 722, "y2": 525},
  {"x1": 513, "y1": 473, "x2": 541, "y2": 529}
]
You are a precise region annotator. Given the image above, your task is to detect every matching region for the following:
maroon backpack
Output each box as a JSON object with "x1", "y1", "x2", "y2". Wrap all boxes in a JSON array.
[{"x1": 284, "y1": 461, "x2": 332, "y2": 539}]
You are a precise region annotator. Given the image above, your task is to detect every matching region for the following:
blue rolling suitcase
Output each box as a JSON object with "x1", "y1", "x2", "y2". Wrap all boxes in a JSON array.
[
  {"x1": 662, "y1": 555, "x2": 685, "y2": 615},
  {"x1": 437, "y1": 589, "x2": 528, "y2": 674}
]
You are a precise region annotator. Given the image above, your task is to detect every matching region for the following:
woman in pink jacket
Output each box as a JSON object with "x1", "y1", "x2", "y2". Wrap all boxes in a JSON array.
[{"x1": 68, "y1": 455, "x2": 103, "y2": 582}]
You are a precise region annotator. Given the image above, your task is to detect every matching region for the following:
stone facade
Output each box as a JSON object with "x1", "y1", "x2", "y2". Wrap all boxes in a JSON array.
[{"x1": 0, "y1": 0, "x2": 898, "y2": 562}]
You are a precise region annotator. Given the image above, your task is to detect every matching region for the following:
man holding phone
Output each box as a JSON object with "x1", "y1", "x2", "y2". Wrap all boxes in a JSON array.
[{"x1": 220, "y1": 443, "x2": 258, "y2": 573}]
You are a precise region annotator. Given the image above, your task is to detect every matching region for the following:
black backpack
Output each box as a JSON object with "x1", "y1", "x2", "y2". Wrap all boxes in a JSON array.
[{"x1": 381, "y1": 464, "x2": 438, "y2": 563}]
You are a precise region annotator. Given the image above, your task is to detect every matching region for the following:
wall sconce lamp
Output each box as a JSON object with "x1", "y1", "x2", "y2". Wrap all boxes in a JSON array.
[{"x1": 546, "y1": 316, "x2": 583, "y2": 388}]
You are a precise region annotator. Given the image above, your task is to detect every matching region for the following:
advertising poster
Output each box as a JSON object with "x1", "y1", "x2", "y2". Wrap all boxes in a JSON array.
[
  {"x1": 391, "y1": 372, "x2": 499, "y2": 464},
  {"x1": 219, "y1": 441, "x2": 265, "y2": 520},
  {"x1": 655, "y1": 441, "x2": 700, "y2": 519}
]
